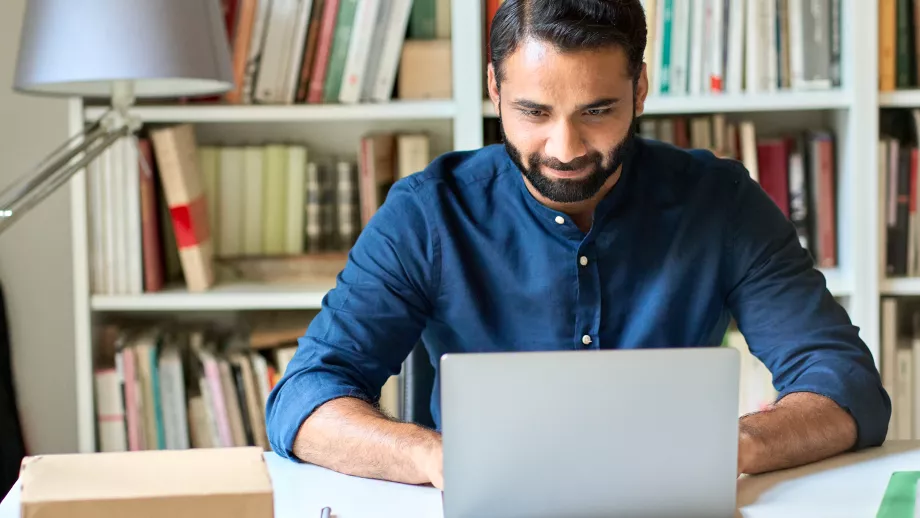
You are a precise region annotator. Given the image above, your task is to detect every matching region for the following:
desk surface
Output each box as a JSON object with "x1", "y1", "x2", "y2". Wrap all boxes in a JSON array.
[{"x1": 2, "y1": 441, "x2": 919, "y2": 517}]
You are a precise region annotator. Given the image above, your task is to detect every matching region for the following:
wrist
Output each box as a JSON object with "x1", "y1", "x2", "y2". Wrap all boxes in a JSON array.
[{"x1": 406, "y1": 426, "x2": 441, "y2": 477}]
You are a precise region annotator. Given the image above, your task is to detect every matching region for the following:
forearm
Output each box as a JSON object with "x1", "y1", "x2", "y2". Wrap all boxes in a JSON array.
[
  {"x1": 738, "y1": 391, "x2": 857, "y2": 475},
  {"x1": 292, "y1": 396, "x2": 441, "y2": 485}
]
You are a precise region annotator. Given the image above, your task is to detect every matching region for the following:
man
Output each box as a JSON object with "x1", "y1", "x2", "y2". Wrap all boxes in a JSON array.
[{"x1": 266, "y1": 0, "x2": 890, "y2": 490}]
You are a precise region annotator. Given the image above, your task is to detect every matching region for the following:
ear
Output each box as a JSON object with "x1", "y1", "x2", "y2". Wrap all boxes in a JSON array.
[
  {"x1": 487, "y1": 63, "x2": 501, "y2": 114},
  {"x1": 635, "y1": 62, "x2": 649, "y2": 118}
]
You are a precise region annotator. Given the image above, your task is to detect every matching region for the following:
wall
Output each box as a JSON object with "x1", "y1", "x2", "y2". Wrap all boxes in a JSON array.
[{"x1": 0, "y1": 0, "x2": 78, "y2": 453}]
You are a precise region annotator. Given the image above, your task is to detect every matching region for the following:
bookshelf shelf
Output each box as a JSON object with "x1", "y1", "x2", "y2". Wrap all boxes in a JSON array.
[
  {"x1": 822, "y1": 269, "x2": 853, "y2": 297},
  {"x1": 84, "y1": 100, "x2": 458, "y2": 124},
  {"x1": 879, "y1": 90, "x2": 920, "y2": 107},
  {"x1": 90, "y1": 282, "x2": 336, "y2": 312},
  {"x1": 481, "y1": 90, "x2": 852, "y2": 118},
  {"x1": 881, "y1": 278, "x2": 920, "y2": 296}
]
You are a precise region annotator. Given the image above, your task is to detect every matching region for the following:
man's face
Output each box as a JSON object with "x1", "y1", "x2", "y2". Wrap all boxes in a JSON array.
[{"x1": 489, "y1": 39, "x2": 648, "y2": 204}]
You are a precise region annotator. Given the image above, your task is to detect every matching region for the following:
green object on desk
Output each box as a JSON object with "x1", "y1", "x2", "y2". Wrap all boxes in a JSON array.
[{"x1": 877, "y1": 471, "x2": 920, "y2": 517}]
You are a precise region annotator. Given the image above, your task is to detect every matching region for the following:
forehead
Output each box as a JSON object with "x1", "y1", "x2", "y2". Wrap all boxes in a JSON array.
[{"x1": 500, "y1": 38, "x2": 633, "y2": 96}]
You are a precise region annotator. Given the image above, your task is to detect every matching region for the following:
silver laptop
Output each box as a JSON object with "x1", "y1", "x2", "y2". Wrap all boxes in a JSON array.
[{"x1": 440, "y1": 347, "x2": 740, "y2": 518}]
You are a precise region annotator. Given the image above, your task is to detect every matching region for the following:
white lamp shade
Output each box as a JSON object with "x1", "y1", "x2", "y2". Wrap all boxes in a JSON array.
[{"x1": 13, "y1": 0, "x2": 234, "y2": 98}]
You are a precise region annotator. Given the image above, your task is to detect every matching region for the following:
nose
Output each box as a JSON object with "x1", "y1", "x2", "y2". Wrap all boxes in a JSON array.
[{"x1": 543, "y1": 119, "x2": 587, "y2": 166}]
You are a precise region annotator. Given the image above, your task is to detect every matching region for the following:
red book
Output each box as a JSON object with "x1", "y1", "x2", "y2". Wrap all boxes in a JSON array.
[
  {"x1": 137, "y1": 139, "x2": 164, "y2": 293},
  {"x1": 814, "y1": 134, "x2": 837, "y2": 268},
  {"x1": 307, "y1": 0, "x2": 342, "y2": 104},
  {"x1": 756, "y1": 139, "x2": 790, "y2": 218}
]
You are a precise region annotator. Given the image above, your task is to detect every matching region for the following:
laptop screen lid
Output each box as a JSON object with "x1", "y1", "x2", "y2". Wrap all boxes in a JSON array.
[{"x1": 440, "y1": 347, "x2": 740, "y2": 518}]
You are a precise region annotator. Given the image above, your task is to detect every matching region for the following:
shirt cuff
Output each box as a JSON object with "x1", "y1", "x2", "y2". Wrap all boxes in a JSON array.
[{"x1": 776, "y1": 362, "x2": 891, "y2": 450}]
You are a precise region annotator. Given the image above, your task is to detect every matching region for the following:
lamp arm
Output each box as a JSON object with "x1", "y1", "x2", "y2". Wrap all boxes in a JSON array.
[{"x1": 0, "y1": 108, "x2": 138, "y2": 235}]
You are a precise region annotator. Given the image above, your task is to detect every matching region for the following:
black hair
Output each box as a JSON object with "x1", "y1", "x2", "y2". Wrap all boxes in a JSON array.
[{"x1": 489, "y1": 0, "x2": 647, "y2": 89}]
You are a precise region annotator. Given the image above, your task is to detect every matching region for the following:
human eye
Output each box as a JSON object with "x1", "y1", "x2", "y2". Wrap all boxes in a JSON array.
[
  {"x1": 584, "y1": 107, "x2": 612, "y2": 117},
  {"x1": 519, "y1": 109, "x2": 545, "y2": 118}
]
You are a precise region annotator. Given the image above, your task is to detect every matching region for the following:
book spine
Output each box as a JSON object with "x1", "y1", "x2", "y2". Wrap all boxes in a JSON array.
[
  {"x1": 295, "y1": 0, "x2": 327, "y2": 103},
  {"x1": 307, "y1": 0, "x2": 343, "y2": 103},
  {"x1": 322, "y1": 0, "x2": 360, "y2": 103}
]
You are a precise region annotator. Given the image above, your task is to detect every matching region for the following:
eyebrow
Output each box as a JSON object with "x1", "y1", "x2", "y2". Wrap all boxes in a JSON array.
[{"x1": 510, "y1": 98, "x2": 620, "y2": 112}]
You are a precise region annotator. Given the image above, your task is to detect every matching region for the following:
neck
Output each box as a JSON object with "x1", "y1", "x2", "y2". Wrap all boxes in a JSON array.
[{"x1": 523, "y1": 166, "x2": 623, "y2": 233}]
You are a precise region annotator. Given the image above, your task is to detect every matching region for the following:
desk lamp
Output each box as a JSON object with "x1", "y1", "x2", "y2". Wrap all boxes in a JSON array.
[{"x1": 3, "y1": 0, "x2": 233, "y2": 234}]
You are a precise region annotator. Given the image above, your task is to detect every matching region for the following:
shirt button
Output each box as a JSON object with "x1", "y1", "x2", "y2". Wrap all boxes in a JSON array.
[
  {"x1": 555, "y1": 216, "x2": 565, "y2": 224},
  {"x1": 582, "y1": 335, "x2": 592, "y2": 345},
  {"x1": 579, "y1": 256, "x2": 588, "y2": 266}
]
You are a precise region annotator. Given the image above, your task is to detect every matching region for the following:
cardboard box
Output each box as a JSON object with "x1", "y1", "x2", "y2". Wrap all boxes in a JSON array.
[
  {"x1": 398, "y1": 39, "x2": 453, "y2": 100},
  {"x1": 20, "y1": 447, "x2": 273, "y2": 518}
]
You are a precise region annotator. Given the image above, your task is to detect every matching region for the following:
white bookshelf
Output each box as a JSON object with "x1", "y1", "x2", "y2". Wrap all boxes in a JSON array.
[
  {"x1": 84, "y1": 100, "x2": 458, "y2": 123},
  {"x1": 879, "y1": 90, "x2": 920, "y2": 108},
  {"x1": 482, "y1": 90, "x2": 854, "y2": 118},
  {"x1": 64, "y1": 0, "x2": 891, "y2": 453},
  {"x1": 91, "y1": 283, "x2": 333, "y2": 312}
]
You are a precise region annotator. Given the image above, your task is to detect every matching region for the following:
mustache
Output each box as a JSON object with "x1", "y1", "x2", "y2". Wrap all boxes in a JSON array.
[{"x1": 534, "y1": 153, "x2": 602, "y2": 171}]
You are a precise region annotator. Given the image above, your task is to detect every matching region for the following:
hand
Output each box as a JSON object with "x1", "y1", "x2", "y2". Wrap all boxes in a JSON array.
[
  {"x1": 412, "y1": 435, "x2": 443, "y2": 489},
  {"x1": 737, "y1": 428, "x2": 759, "y2": 477}
]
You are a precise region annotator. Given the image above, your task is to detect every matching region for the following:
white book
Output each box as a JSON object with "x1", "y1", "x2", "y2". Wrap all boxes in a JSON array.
[
  {"x1": 123, "y1": 138, "x2": 143, "y2": 295},
  {"x1": 745, "y1": 0, "x2": 761, "y2": 93},
  {"x1": 668, "y1": 0, "x2": 691, "y2": 95},
  {"x1": 111, "y1": 141, "x2": 127, "y2": 294},
  {"x1": 370, "y1": 0, "x2": 414, "y2": 102},
  {"x1": 102, "y1": 145, "x2": 117, "y2": 296},
  {"x1": 739, "y1": 121, "x2": 758, "y2": 183},
  {"x1": 158, "y1": 347, "x2": 189, "y2": 450},
  {"x1": 688, "y1": 0, "x2": 705, "y2": 96},
  {"x1": 285, "y1": 146, "x2": 307, "y2": 255},
  {"x1": 708, "y1": 0, "x2": 724, "y2": 92},
  {"x1": 219, "y1": 147, "x2": 246, "y2": 257},
  {"x1": 94, "y1": 369, "x2": 127, "y2": 452},
  {"x1": 882, "y1": 298, "x2": 899, "y2": 440},
  {"x1": 787, "y1": 0, "x2": 805, "y2": 90},
  {"x1": 360, "y1": 0, "x2": 392, "y2": 101},
  {"x1": 243, "y1": 147, "x2": 265, "y2": 256},
  {"x1": 652, "y1": 0, "x2": 669, "y2": 95},
  {"x1": 88, "y1": 154, "x2": 106, "y2": 294},
  {"x1": 340, "y1": 0, "x2": 383, "y2": 104},
  {"x1": 250, "y1": 352, "x2": 272, "y2": 409},
  {"x1": 283, "y1": 0, "x2": 314, "y2": 104},
  {"x1": 254, "y1": 0, "x2": 299, "y2": 103},
  {"x1": 243, "y1": 0, "x2": 274, "y2": 104},
  {"x1": 725, "y1": 0, "x2": 745, "y2": 93},
  {"x1": 762, "y1": 0, "x2": 778, "y2": 92},
  {"x1": 642, "y1": 0, "x2": 658, "y2": 91}
]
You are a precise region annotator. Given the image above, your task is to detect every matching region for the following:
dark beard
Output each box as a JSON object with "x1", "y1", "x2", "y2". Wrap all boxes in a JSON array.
[{"x1": 500, "y1": 103, "x2": 636, "y2": 204}]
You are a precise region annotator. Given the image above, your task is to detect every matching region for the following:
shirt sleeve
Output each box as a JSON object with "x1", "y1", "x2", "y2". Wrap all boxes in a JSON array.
[
  {"x1": 723, "y1": 161, "x2": 891, "y2": 450},
  {"x1": 265, "y1": 177, "x2": 440, "y2": 460}
]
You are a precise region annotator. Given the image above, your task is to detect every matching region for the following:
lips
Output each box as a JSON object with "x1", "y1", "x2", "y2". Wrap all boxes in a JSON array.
[{"x1": 543, "y1": 165, "x2": 591, "y2": 179}]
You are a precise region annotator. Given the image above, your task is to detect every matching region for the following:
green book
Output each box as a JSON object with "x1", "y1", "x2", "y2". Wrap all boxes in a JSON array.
[
  {"x1": 408, "y1": 0, "x2": 437, "y2": 39},
  {"x1": 148, "y1": 345, "x2": 165, "y2": 450},
  {"x1": 877, "y1": 471, "x2": 920, "y2": 517},
  {"x1": 262, "y1": 145, "x2": 289, "y2": 255},
  {"x1": 323, "y1": 0, "x2": 360, "y2": 104},
  {"x1": 659, "y1": 0, "x2": 672, "y2": 94}
]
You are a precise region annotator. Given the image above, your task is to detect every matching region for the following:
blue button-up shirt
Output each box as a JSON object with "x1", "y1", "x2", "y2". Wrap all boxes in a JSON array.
[{"x1": 266, "y1": 137, "x2": 891, "y2": 459}]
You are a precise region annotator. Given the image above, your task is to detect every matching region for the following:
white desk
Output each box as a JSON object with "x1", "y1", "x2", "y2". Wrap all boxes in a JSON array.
[{"x1": 2, "y1": 441, "x2": 918, "y2": 517}]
